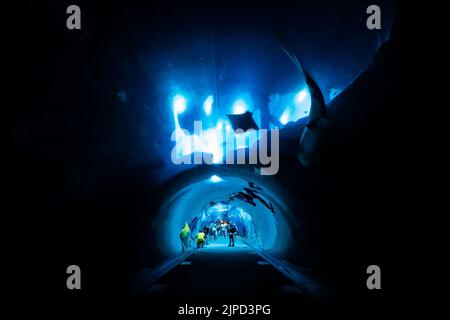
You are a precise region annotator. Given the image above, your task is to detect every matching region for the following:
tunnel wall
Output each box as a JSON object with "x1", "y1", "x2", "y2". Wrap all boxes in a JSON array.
[{"x1": 152, "y1": 169, "x2": 295, "y2": 257}]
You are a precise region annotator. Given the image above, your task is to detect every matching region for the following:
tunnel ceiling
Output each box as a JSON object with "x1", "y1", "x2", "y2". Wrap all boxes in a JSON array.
[{"x1": 130, "y1": 0, "x2": 396, "y2": 184}]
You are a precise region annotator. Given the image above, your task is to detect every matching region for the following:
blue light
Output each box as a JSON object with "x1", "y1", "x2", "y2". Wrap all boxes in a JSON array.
[
  {"x1": 295, "y1": 89, "x2": 308, "y2": 104},
  {"x1": 172, "y1": 118, "x2": 233, "y2": 163},
  {"x1": 276, "y1": 88, "x2": 311, "y2": 127},
  {"x1": 279, "y1": 110, "x2": 290, "y2": 125},
  {"x1": 235, "y1": 130, "x2": 258, "y2": 149},
  {"x1": 203, "y1": 128, "x2": 224, "y2": 164},
  {"x1": 253, "y1": 109, "x2": 261, "y2": 128},
  {"x1": 173, "y1": 95, "x2": 187, "y2": 115},
  {"x1": 203, "y1": 95, "x2": 213, "y2": 116},
  {"x1": 209, "y1": 175, "x2": 223, "y2": 183},
  {"x1": 232, "y1": 99, "x2": 247, "y2": 114}
]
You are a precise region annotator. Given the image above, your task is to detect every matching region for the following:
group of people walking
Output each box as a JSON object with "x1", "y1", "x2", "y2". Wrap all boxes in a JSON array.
[{"x1": 180, "y1": 220, "x2": 239, "y2": 251}]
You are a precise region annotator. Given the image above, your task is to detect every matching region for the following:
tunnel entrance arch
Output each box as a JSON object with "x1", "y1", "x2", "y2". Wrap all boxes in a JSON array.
[{"x1": 153, "y1": 168, "x2": 296, "y2": 256}]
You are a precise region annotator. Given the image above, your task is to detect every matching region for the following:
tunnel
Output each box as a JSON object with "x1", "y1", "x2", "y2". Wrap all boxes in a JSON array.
[
  {"x1": 4, "y1": 0, "x2": 434, "y2": 309},
  {"x1": 153, "y1": 168, "x2": 296, "y2": 257}
]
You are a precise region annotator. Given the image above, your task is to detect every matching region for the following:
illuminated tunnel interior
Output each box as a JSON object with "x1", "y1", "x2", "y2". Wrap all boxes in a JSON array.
[
  {"x1": 154, "y1": 169, "x2": 294, "y2": 256},
  {"x1": 4, "y1": 0, "x2": 433, "y2": 306}
]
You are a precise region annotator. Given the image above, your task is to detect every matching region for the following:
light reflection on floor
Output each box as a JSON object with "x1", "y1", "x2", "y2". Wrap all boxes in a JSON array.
[{"x1": 195, "y1": 237, "x2": 249, "y2": 253}]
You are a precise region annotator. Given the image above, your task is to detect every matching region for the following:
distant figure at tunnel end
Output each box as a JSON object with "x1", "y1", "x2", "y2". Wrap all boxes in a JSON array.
[{"x1": 228, "y1": 223, "x2": 237, "y2": 247}]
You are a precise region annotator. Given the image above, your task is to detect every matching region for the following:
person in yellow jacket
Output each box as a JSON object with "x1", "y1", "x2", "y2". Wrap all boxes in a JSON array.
[
  {"x1": 195, "y1": 231, "x2": 206, "y2": 248},
  {"x1": 180, "y1": 223, "x2": 190, "y2": 252}
]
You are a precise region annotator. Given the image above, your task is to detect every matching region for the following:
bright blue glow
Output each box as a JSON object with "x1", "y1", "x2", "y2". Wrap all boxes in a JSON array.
[
  {"x1": 279, "y1": 109, "x2": 290, "y2": 125},
  {"x1": 203, "y1": 127, "x2": 224, "y2": 163},
  {"x1": 273, "y1": 88, "x2": 312, "y2": 127},
  {"x1": 216, "y1": 119, "x2": 224, "y2": 130},
  {"x1": 209, "y1": 175, "x2": 223, "y2": 183},
  {"x1": 211, "y1": 202, "x2": 229, "y2": 212},
  {"x1": 295, "y1": 89, "x2": 308, "y2": 104},
  {"x1": 232, "y1": 99, "x2": 247, "y2": 114},
  {"x1": 172, "y1": 116, "x2": 237, "y2": 164},
  {"x1": 203, "y1": 95, "x2": 213, "y2": 116},
  {"x1": 173, "y1": 95, "x2": 187, "y2": 115},
  {"x1": 172, "y1": 94, "x2": 187, "y2": 129},
  {"x1": 252, "y1": 109, "x2": 261, "y2": 128},
  {"x1": 170, "y1": 93, "x2": 259, "y2": 162},
  {"x1": 173, "y1": 119, "x2": 229, "y2": 164},
  {"x1": 291, "y1": 88, "x2": 311, "y2": 121},
  {"x1": 170, "y1": 88, "x2": 308, "y2": 161},
  {"x1": 235, "y1": 130, "x2": 258, "y2": 149}
]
